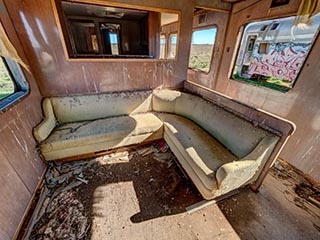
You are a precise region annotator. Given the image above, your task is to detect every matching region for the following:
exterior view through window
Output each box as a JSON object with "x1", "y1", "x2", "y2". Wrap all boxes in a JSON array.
[
  {"x1": 0, "y1": 58, "x2": 15, "y2": 100},
  {"x1": 160, "y1": 35, "x2": 166, "y2": 59},
  {"x1": 0, "y1": 57, "x2": 29, "y2": 110},
  {"x1": 188, "y1": 28, "x2": 217, "y2": 73},
  {"x1": 168, "y1": 33, "x2": 177, "y2": 59},
  {"x1": 232, "y1": 14, "x2": 320, "y2": 92}
]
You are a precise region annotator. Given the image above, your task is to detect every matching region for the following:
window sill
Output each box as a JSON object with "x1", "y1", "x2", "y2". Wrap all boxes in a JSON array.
[{"x1": 0, "y1": 90, "x2": 30, "y2": 112}]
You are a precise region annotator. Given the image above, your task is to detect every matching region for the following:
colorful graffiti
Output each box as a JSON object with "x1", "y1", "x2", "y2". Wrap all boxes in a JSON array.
[{"x1": 248, "y1": 43, "x2": 311, "y2": 82}]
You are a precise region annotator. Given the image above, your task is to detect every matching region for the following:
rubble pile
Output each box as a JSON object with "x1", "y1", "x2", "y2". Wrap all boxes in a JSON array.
[
  {"x1": 25, "y1": 140, "x2": 199, "y2": 240},
  {"x1": 27, "y1": 160, "x2": 95, "y2": 240}
]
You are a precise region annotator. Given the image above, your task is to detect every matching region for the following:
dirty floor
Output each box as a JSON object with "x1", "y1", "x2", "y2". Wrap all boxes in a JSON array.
[{"x1": 24, "y1": 142, "x2": 320, "y2": 240}]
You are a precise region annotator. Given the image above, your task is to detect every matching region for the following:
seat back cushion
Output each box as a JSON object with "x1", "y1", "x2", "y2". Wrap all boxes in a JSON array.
[
  {"x1": 153, "y1": 89, "x2": 270, "y2": 158},
  {"x1": 50, "y1": 90, "x2": 152, "y2": 123}
]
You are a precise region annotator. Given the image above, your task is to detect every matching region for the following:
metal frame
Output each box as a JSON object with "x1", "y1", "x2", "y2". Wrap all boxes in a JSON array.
[{"x1": 0, "y1": 57, "x2": 29, "y2": 111}]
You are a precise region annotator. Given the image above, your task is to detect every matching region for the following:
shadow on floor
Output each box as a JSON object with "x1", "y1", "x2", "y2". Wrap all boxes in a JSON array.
[{"x1": 78, "y1": 146, "x2": 203, "y2": 224}]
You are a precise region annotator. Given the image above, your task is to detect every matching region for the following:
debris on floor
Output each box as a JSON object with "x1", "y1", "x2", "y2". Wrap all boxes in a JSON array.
[
  {"x1": 270, "y1": 159, "x2": 320, "y2": 217},
  {"x1": 218, "y1": 159, "x2": 320, "y2": 240},
  {"x1": 21, "y1": 144, "x2": 320, "y2": 240},
  {"x1": 25, "y1": 141, "x2": 202, "y2": 240}
]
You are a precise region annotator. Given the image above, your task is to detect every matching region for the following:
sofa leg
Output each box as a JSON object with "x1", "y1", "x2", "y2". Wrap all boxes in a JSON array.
[{"x1": 249, "y1": 184, "x2": 260, "y2": 193}]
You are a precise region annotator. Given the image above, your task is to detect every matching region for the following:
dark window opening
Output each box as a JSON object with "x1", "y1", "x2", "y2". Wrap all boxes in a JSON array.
[
  {"x1": 260, "y1": 25, "x2": 268, "y2": 31},
  {"x1": 270, "y1": 0, "x2": 290, "y2": 8},
  {"x1": 62, "y1": 1, "x2": 149, "y2": 58},
  {"x1": 57, "y1": 1, "x2": 179, "y2": 59},
  {"x1": 270, "y1": 22, "x2": 280, "y2": 30},
  {"x1": 247, "y1": 37, "x2": 256, "y2": 51}
]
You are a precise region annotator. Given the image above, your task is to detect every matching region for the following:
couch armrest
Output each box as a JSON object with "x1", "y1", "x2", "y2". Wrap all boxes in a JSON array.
[
  {"x1": 33, "y1": 98, "x2": 56, "y2": 142},
  {"x1": 216, "y1": 135, "x2": 279, "y2": 191}
]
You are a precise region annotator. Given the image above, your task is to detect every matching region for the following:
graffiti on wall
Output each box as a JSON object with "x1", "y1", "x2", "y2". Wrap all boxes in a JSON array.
[{"x1": 248, "y1": 43, "x2": 311, "y2": 82}]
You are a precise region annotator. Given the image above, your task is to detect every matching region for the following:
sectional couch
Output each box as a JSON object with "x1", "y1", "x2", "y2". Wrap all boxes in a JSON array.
[{"x1": 34, "y1": 88, "x2": 288, "y2": 199}]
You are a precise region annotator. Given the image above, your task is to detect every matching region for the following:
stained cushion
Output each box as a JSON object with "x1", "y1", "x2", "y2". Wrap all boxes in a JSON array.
[
  {"x1": 50, "y1": 91, "x2": 153, "y2": 123},
  {"x1": 153, "y1": 89, "x2": 269, "y2": 159},
  {"x1": 157, "y1": 113, "x2": 237, "y2": 191},
  {"x1": 41, "y1": 113, "x2": 163, "y2": 154}
]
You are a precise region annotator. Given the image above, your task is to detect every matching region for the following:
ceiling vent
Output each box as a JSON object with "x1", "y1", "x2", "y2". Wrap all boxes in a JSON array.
[{"x1": 198, "y1": 13, "x2": 207, "y2": 24}]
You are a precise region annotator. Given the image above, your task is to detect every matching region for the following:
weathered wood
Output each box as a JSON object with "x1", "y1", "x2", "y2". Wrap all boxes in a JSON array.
[
  {"x1": 6, "y1": 0, "x2": 194, "y2": 96},
  {"x1": 0, "y1": 1, "x2": 45, "y2": 240},
  {"x1": 194, "y1": 0, "x2": 232, "y2": 12}
]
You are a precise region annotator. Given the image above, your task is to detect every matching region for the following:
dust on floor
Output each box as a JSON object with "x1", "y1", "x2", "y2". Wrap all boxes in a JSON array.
[
  {"x1": 218, "y1": 159, "x2": 320, "y2": 240},
  {"x1": 24, "y1": 142, "x2": 320, "y2": 240}
]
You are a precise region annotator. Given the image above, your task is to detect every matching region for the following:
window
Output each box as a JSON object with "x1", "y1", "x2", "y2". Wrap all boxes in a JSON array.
[
  {"x1": 0, "y1": 58, "x2": 14, "y2": 100},
  {"x1": 168, "y1": 33, "x2": 177, "y2": 59},
  {"x1": 160, "y1": 35, "x2": 166, "y2": 59},
  {"x1": 0, "y1": 57, "x2": 29, "y2": 110},
  {"x1": 270, "y1": 22, "x2": 279, "y2": 30},
  {"x1": 247, "y1": 36, "x2": 256, "y2": 52},
  {"x1": 258, "y1": 43, "x2": 269, "y2": 54},
  {"x1": 188, "y1": 27, "x2": 217, "y2": 73},
  {"x1": 270, "y1": 0, "x2": 290, "y2": 8},
  {"x1": 54, "y1": 0, "x2": 179, "y2": 60},
  {"x1": 232, "y1": 15, "x2": 320, "y2": 92}
]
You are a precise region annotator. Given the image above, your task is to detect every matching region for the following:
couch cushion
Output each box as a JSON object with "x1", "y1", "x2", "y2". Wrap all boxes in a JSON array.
[
  {"x1": 41, "y1": 113, "x2": 163, "y2": 153},
  {"x1": 50, "y1": 90, "x2": 152, "y2": 123},
  {"x1": 153, "y1": 89, "x2": 269, "y2": 159},
  {"x1": 157, "y1": 113, "x2": 237, "y2": 191}
]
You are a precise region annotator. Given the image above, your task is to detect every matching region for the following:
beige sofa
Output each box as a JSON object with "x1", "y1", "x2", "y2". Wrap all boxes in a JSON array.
[{"x1": 34, "y1": 89, "x2": 279, "y2": 200}]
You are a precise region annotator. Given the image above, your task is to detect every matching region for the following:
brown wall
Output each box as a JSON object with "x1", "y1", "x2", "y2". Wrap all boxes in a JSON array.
[
  {"x1": 5, "y1": 0, "x2": 194, "y2": 97},
  {"x1": 0, "y1": 1, "x2": 45, "y2": 239},
  {"x1": 211, "y1": 0, "x2": 320, "y2": 182},
  {"x1": 194, "y1": 0, "x2": 231, "y2": 11},
  {"x1": 187, "y1": 10, "x2": 229, "y2": 88}
]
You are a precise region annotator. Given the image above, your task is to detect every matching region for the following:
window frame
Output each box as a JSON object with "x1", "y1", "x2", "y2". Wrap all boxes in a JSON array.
[
  {"x1": 230, "y1": 16, "x2": 320, "y2": 92},
  {"x1": 167, "y1": 32, "x2": 178, "y2": 59},
  {"x1": 188, "y1": 25, "x2": 218, "y2": 74},
  {"x1": 51, "y1": 0, "x2": 181, "y2": 62},
  {"x1": 159, "y1": 34, "x2": 167, "y2": 59},
  {"x1": 0, "y1": 57, "x2": 29, "y2": 111}
]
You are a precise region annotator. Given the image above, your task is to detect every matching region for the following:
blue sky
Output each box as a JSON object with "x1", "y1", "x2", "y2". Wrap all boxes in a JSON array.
[
  {"x1": 192, "y1": 28, "x2": 216, "y2": 44},
  {"x1": 109, "y1": 33, "x2": 118, "y2": 44}
]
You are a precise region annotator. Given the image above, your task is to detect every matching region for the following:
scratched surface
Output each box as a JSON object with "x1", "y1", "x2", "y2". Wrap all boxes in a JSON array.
[
  {"x1": 0, "y1": 1, "x2": 45, "y2": 239},
  {"x1": 5, "y1": 0, "x2": 195, "y2": 96},
  {"x1": 194, "y1": 0, "x2": 319, "y2": 182}
]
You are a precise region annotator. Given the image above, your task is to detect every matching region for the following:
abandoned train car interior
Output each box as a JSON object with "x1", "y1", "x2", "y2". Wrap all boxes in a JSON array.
[{"x1": 0, "y1": 0, "x2": 319, "y2": 239}]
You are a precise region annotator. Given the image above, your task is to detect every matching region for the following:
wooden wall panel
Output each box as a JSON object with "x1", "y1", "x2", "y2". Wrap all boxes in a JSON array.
[
  {"x1": 0, "y1": 151, "x2": 33, "y2": 240},
  {"x1": 0, "y1": 1, "x2": 45, "y2": 239},
  {"x1": 213, "y1": 0, "x2": 320, "y2": 182},
  {"x1": 5, "y1": 0, "x2": 194, "y2": 97},
  {"x1": 194, "y1": 0, "x2": 231, "y2": 12},
  {"x1": 187, "y1": 11, "x2": 229, "y2": 89}
]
